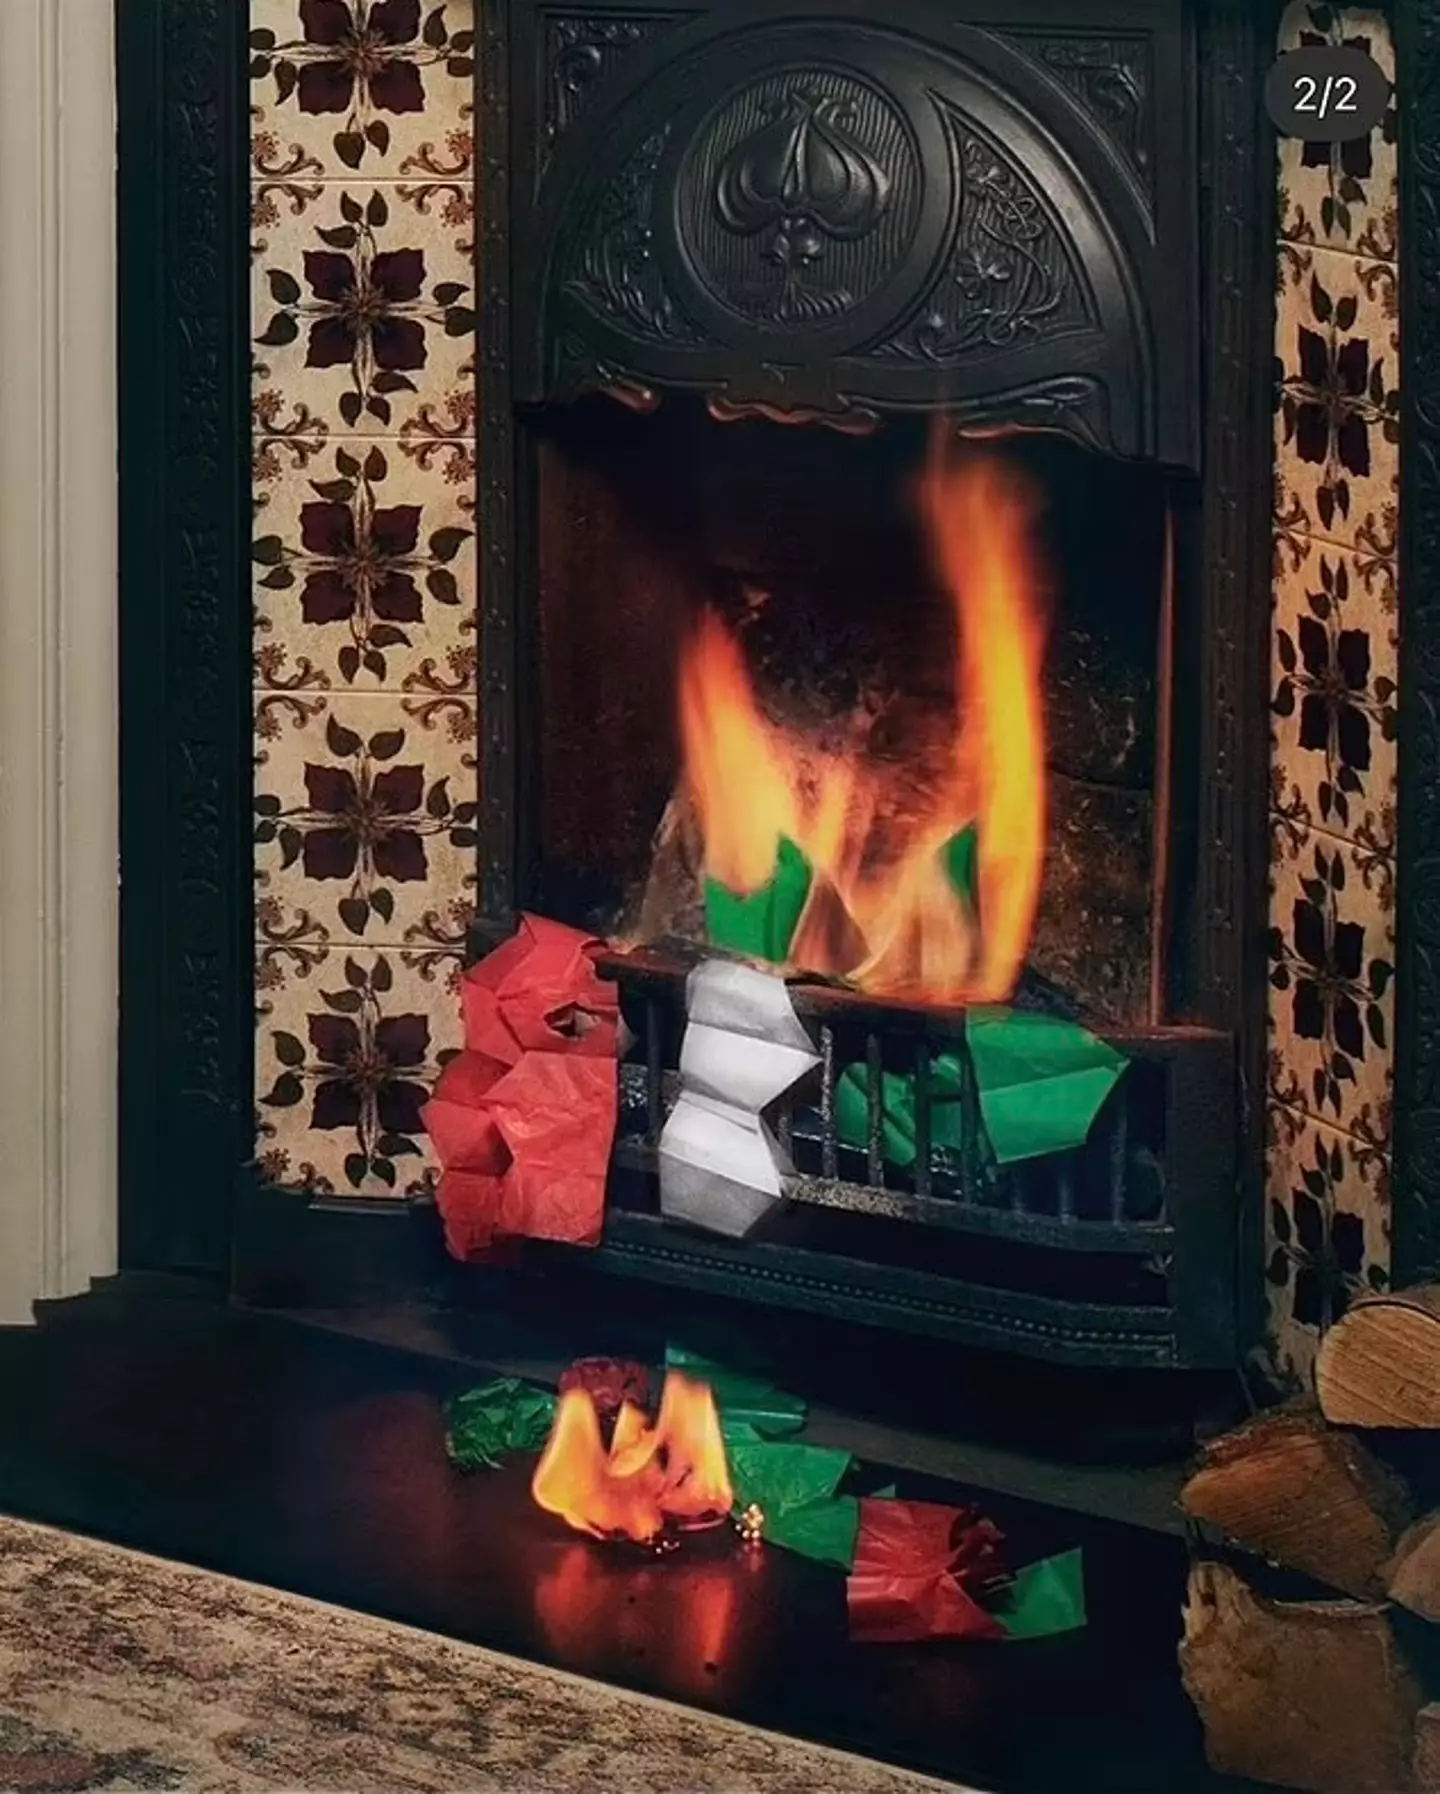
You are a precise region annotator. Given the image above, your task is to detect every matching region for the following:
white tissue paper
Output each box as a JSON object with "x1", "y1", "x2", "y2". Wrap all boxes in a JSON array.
[{"x1": 659, "y1": 959, "x2": 821, "y2": 1240}]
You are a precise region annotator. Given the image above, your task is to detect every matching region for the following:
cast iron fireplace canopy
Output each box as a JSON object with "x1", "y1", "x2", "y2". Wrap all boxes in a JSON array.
[{"x1": 510, "y1": 0, "x2": 1199, "y2": 462}]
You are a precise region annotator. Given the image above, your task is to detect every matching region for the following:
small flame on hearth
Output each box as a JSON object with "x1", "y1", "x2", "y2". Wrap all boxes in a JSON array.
[
  {"x1": 531, "y1": 1370, "x2": 734, "y2": 1544},
  {"x1": 673, "y1": 437, "x2": 1048, "y2": 1005}
]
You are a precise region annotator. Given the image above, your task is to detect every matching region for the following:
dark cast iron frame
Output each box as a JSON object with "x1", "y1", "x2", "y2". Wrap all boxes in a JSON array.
[
  {"x1": 105, "y1": 0, "x2": 1439, "y2": 1354},
  {"x1": 463, "y1": 0, "x2": 1277, "y2": 1364}
]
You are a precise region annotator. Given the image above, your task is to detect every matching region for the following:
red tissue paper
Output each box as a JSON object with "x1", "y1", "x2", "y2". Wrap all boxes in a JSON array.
[
  {"x1": 846, "y1": 1495, "x2": 1011, "y2": 1644},
  {"x1": 421, "y1": 914, "x2": 620, "y2": 1260},
  {"x1": 558, "y1": 1357, "x2": 653, "y2": 1419}
]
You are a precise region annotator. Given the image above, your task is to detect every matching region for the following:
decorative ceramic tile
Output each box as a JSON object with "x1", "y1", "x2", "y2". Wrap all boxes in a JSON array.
[
  {"x1": 1267, "y1": 818, "x2": 1394, "y2": 1139},
  {"x1": 254, "y1": 689, "x2": 478, "y2": 943},
  {"x1": 252, "y1": 182, "x2": 476, "y2": 438},
  {"x1": 255, "y1": 943, "x2": 464, "y2": 1197},
  {"x1": 1265, "y1": 1099, "x2": 1391, "y2": 1390},
  {"x1": 397, "y1": 378, "x2": 477, "y2": 517},
  {"x1": 1276, "y1": 2, "x2": 1397, "y2": 259},
  {"x1": 252, "y1": 437, "x2": 475, "y2": 689},
  {"x1": 1270, "y1": 532, "x2": 1397, "y2": 852},
  {"x1": 1274, "y1": 242, "x2": 1399, "y2": 549},
  {"x1": 250, "y1": 0, "x2": 476, "y2": 184}
]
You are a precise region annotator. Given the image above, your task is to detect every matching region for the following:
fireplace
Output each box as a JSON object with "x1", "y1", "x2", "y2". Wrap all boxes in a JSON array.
[{"x1": 462, "y1": 0, "x2": 1275, "y2": 1370}]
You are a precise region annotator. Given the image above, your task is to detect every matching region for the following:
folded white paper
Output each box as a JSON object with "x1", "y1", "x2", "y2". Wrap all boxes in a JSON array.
[{"x1": 659, "y1": 961, "x2": 820, "y2": 1240}]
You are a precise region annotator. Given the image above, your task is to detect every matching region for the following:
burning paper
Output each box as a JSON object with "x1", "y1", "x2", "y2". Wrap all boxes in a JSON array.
[
  {"x1": 658, "y1": 960, "x2": 820, "y2": 1239},
  {"x1": 531, "y1": 1369, "x2": 733, "y2": 1544}
]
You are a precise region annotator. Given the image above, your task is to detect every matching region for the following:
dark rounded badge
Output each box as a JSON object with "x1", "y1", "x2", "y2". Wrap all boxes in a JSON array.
[{"x1": 1265, "y1": 45, "x2": 1391, "y2": 143}]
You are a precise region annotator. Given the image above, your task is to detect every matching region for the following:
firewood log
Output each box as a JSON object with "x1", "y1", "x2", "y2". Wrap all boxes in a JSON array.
[
  {"x1": 1316, "y1": 1287, "x2": 1440, "y2": 1430},
  {"x1": 1415, "y1": 1703, "x2": 1440, "y2": 1793},
  {"x1": 1180, "y1": 1560, "x2": 1423, "y2": 1794},
  {"x1": 1388, "y1": 1512, "x2": 1440, "y2": 1623},
  {"x1": 1180, "y1": 1407, "x2": 1411, "y2": 1599}
]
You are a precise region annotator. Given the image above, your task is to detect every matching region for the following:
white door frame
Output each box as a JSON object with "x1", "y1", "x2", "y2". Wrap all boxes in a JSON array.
[{"x1": 0, "y1": 0, "x2": 119, "y2": 1322}]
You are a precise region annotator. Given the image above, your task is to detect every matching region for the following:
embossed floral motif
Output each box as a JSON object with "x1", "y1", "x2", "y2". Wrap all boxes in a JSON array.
[
  {"x1": 253, "y1": 444, "x2": 470, "y2": 683},
  {"x1": 1275, "y1": 270, "x2": 1399, "y2": 533},
  {"x1": 259, "y1": 954, "x2": 450, "y2": 1190},
  {"x1": 1273, "y1": 551, "x2": 1396, "y2": 832},
  {"x1": 254, "y1": 189, "x2": 476, "y2": 427},
  {"x1": 250, "y1": 1, "x2": 475, "y2": 169},
  {"x1": 254, "y1": 714, "x2": 477, "y2": 936},
  {"x1": 1269, "y1": 837, "x2": 1392, "y2": 1117},
  {"x1": 1267, "y1": 1126, "x2": 1386, "y2": 1332}
]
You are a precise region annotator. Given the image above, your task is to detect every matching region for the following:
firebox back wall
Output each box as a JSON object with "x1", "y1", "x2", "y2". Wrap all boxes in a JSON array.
[{"x1": 246, "y1": 0, "x2": 1401, "y2": 1390}]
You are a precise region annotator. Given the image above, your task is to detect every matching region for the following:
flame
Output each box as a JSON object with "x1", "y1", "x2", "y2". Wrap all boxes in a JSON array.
[
  {"x1": 531, "y1": 1371, "x2": 734, "y2": 1544},
  {"x1": 673, "y1": 442, "x2": 1048, "y2": 1005}
]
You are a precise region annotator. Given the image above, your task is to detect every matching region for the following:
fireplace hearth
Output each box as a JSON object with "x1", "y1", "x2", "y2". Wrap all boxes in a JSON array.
[{"x1": 460, "y1": 0, "x2": 1275, "y2": 1370}]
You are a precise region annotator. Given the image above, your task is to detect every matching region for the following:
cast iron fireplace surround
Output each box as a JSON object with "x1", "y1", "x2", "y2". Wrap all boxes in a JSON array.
[
  {"x1": 111, "y1": 0, "x2": 1440, "y2": 1381},
  {"x1": 448, "y1": 0, "x2": 1273, "y2": 1371}
]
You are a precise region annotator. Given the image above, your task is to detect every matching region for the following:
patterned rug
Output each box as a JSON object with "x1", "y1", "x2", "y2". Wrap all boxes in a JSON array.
[{"x1": 0, "y1": 1514, "x2": 965, "y2": 1792}]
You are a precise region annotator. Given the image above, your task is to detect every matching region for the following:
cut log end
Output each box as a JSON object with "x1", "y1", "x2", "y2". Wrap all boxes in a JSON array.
[
  {"x1": 1181, "y1": 1407, "x2": 1412, "y2": 1600},
  {"x1": 1387, "y1": 1511, "x2": 1440, "y2": 1623},
  {"x1": 1180, "y1": 1560, "x2": 1423, "y2": 1794},
  {"x1": 1316, "y1": 1288, "x2": 1440, "y2": 1431},
  {"x1": 1415, "y1": 1704, "x2": 1440, "y2": 1794}
]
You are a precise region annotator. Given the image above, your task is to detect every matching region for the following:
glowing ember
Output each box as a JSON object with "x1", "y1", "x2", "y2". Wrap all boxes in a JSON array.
[
  {"x1": 531, "y1": 1370, "x2": 734, "y2": 1544},
  {"x1": 669, "y1": 440, "x2": 1048, "y2": 1006}
]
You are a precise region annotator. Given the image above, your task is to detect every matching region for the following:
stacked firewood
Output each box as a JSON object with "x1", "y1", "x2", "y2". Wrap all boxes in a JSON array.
[{"x1": 1180, "y1": 1288, "x2": 1440, "y2": 1794}]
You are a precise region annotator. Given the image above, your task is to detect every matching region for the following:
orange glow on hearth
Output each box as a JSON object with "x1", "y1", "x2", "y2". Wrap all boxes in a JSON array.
[
  {"x1": 675, "y1": 442, "x2": 1049, "y2": 1004},
  {"x1": 531, "y1": 1371, "x2": 734, "y2": 1544}
]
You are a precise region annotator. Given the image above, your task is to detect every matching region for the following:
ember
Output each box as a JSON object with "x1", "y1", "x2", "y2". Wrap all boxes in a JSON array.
[
  {"x1": 531, "y1": 1370, "x2": 734, "y2": 1544},
  {"x1": 665, "y1": 440, "x2": 1049, "y2": 1005}
]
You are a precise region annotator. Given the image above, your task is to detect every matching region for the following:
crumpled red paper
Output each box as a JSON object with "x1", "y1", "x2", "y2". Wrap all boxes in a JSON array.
[
  {"x1": 846, "y1": 1496, "x2": 1010, "y2": 1644},
  {"x1": 558, "y1": 1357, "x2": 653, "y2": 1419},
  {"x1": 422, "y1": 914, "x2": 619, "y2": 1259}
]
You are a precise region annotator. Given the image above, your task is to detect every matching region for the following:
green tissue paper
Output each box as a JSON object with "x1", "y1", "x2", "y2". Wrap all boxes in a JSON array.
[
  {"x1": 728, "y1": 1440, "x2": 861, "y2": 1570},
  {"x1": 993, "y1": 1548, "x2": 1087, "y2": 1639},
  {"x1": 664, "y1": 1346, "x2": 807, "y2": 1439},
  {"x1": 443, "y1": 1378, "x2": 556, "y2": 1471}
]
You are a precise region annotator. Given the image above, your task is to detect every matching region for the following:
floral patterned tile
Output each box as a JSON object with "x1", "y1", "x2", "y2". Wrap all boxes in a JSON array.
[
  {"x1": 1271, "y1": 532, "x2": 1397, "y2": 852},
  {"x1": 250, "y1": 0, "x2": 475, "y2": 184},
  {"x1": 252, "y1": 437, "x2": 474, "y2": 690},
  {"x1": 1276, "y1": 2, "x2": 1397, "y2": 259},
  {"x1": 1274, "y1": 241, "x2": 1399, "y2": 550},
  {"x1": 252, "y1": 182, "x2": 476, "y2": 438},
  {"x1": 1267, "y1": 815, "x2": 1394, "y2": 1140},
  {"x1": 255, "y1": 942, "x2": 464, "y2": 1197},
  {"x1": 1269, "y1": 238, "x2": 1398, "y2": 548},
  {"x1": 254, "y1": 689, "x2": 478, "y2": 944},
  {"x1": 1265, "y1": 1098, "x2": 1390, "y2": 1391}
]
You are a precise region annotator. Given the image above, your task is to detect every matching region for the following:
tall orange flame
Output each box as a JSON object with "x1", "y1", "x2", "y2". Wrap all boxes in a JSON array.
[
  {"x1": 674, "y1": 443, "x2": 1048, "y2": 1005},
  {"x1": 531, "y1": 1371, "x2": 734, "y2": 1544}
]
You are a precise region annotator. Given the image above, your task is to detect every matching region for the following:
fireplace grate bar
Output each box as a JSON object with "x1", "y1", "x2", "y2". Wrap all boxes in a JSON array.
[
  {"x1": 820, "y1": 1026, "x2": 839, "y2": 1179},
  {"x1": 645, "y1": 997, "x2": 664, "y2": 1148},
  {"x1": 913, "y1": 1037, "x2": 932, "y2": 1198},
  {"x1": 865, "y1": 1033, "x2": 885, "y2": 1186},
  {"x1": 1109, "y1": 1103, "x2": 1129, "y2": 1223}
]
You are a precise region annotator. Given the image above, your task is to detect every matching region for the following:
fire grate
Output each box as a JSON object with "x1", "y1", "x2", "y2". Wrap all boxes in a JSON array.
[{"x1": 590, "y1": 947, "x2": 1241, "y2": 1369}]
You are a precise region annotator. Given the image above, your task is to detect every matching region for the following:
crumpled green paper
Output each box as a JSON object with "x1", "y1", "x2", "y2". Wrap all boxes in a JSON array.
[
  {"x1": 966, "y1": 1011, "x2": 1125, "y2": 1165},
  {"x1": 992, "y1": 1547, "x2": 1086, "y2": 1639},
  {"x1": 704, "y1": 835, "x2": 812, "y2": 964},
  {"x1": 702, "y1": 833, "x2": 1128, "y2": 1168},
  {"x1": 728, "y1": 1439, "x2": 861, "y2": 1569},
  {"x1": 664, "y1": 1345, "x2": 806, "y2": 1441},
  {"x1": 444, "y1": 1377, "x2": 556, "y2": 1470},
  {"x1": 835, "y1": 1009, "x2": 1126, "y2": 1169}
]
